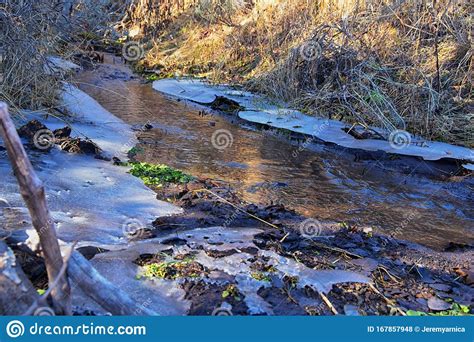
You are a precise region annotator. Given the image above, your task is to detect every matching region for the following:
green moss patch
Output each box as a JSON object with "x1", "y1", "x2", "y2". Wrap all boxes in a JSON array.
[
  {"x1": 128, "y1": 162, "x2": 193, "y2": 187},
  {"x1": 250, "y1": 272, "x2": 271, "y2": 282},
  {"x1": 222, "y1": 284, "x2": 242, "y2": 301},
  {"x1": 406, "y1": 302, "x2": 472, "y2": 316},
  {"x1": 141, "y1": 259, "x2": 205, "y2": 280}
]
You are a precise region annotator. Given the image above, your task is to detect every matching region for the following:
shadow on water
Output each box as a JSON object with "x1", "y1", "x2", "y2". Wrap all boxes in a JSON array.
[{"x1": 75, "y1": 60, "x2": 473, "y2": 250}]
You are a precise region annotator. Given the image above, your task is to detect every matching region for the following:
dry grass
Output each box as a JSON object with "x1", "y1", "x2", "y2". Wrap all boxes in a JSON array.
[
  {"x1": 2, "y1": 0, "x2": 470, "y2": 145},
  {"x1": 0, "y1": 0, "x2": 126, "y2": 114},
  {"x1": 0, "y1": 1, "x2": 64, "y2": 112},
  {"x1": 140, "y1": 0, "x2": 473, "y2": 147}
]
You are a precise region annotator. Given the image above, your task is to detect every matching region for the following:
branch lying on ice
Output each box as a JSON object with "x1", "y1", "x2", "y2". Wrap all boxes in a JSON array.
[{"x1": 0, "y1": 102, "x2": 157, "y2": 316}]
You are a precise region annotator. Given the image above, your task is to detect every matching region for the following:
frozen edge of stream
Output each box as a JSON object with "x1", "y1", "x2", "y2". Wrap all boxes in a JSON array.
[
  {"x1": 59, "y1": 81, "x2": 370, "y2": 316},
  {"x1": 1, "y1": 84, "x2": 182, "y2": 248},
  {"x1": 57, "y1": 81, "x2": 372, "y2": 316},
  {"x1": 1, "y1": 81, "x2": 190, "y2": 315},
  {"x1": 1, "y1": 61, "x2": 435, "y2": 316},
  {"x1": 82, "y1": 227, "x2": 371, "y2": 316},
  {"x1": 153, "y1": 78, "x2": 474, "y2": 167}
]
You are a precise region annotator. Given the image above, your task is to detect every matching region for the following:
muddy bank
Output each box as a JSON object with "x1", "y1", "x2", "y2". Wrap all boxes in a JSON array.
[
  {"x1": 124, "y1": 154, "x2": 473, "y2": 316},
  {"x1": 4, "y1": 114, "x2": 472, "y2": 316}
]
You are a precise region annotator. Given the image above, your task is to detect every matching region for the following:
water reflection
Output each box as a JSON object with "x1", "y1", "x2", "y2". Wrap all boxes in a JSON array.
[{"x1": 75, "y1": 66, "x2": 473, "y2": 250}]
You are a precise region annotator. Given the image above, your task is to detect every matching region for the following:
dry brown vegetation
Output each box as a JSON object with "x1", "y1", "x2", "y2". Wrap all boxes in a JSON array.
[
  {"x1": 0, "y1": 1, "x2": 64, "y2": 112},
  {"x1": 0, "y1": 0, "x2": 125, "y2": 113},
  {"x1": 139, "y1": 0, "x2": 473, "y2": 147},
  {"x1": 1, "y1": 0, "x2": 472, "y2": 146}
]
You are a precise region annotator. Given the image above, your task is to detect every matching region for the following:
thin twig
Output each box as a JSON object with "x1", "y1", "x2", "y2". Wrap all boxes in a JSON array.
[
  {"x1": 319, "y1": 292, "x2": 339, "y2": 315},
  {"x1": 192, "y1": 188, "x2": 282, "y2": 230},
  {"x1": 369, "y1": 283, "x2": 406, "y2": 316}
]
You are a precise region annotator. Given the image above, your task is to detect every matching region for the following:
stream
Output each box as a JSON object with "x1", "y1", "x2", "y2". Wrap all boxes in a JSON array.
[{"x1": 74, "y1": 58, "x2": 473, "y2": 251}]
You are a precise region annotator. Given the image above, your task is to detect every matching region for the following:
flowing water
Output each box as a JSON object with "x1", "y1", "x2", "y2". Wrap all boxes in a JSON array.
[{"x1": 75, "y1": 58, "x2": 473, "y2": 250}]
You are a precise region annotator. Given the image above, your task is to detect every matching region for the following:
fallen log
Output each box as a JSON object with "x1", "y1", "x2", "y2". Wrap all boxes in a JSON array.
[
  {"x1": 0, "y1": 102, "x2": 157, "y2": 316},
  {"x1": 0, "y1": 241, "x2": 39, "y2": 315},
  {"x1": 68, "y1": 251, "x2": 157, "y2": 315},
  {"x1": 6, "y1": 240, "x2": 158, "y2": 315},
  {"x1": 0, "y1": 103, "x2": 71, "y2": 315}
]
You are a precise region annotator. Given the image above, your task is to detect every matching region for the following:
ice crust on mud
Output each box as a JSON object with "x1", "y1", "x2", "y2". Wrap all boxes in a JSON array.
[
  {"x1": 73, "y1": 243, "x2": 191, "y2": 316},
  {"x1": 84, "y1": 227, "x2": 370, "y2": 316},
  {"x1": 0, "y1": 85, "x2": 182, "y2": 248},
  {"x1": 153, "y1": 79, "x2": 474, "y2": 163},
  {"x1": 45, "y1": 56, "x2": 82, "y2": 75}
]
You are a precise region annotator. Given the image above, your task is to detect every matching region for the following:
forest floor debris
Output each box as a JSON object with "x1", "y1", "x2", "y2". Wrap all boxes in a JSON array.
[{"x1": 120, "y1": 151, "x2": 474, "y2": 316}]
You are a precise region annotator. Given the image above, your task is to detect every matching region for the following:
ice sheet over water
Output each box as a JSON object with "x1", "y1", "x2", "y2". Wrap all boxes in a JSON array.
[
  {"x1": 0, "y1": 85, "x2": 182, "y2": 248},
  {"x1": 153, "y1": 79, "x2": 474, "y2": 163},
  {"x1": 72, "y1": 245, "x2": 190, "y2": 316},
  {"x1": 61, "y1": 84, "x2": 137, "y2": 159},
  {"x1": 45, "y1": 57, "x2": 82, "y2": 75},
  {"x1": 1, "y1": 150, "x2": 180, "y2": 247}
]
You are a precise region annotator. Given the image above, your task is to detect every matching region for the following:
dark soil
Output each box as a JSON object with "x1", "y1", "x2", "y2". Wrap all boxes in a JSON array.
[
  {"x1": 8, "y1": 123, "x2": 472, "y2": 316},
  {"x1": 127, "y1": 153, "x2": 474, "y2": 316},
  {"x1": 183, "y1": 281, "x2": 249, "y2": 315}
]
